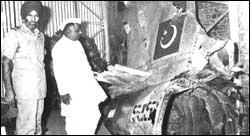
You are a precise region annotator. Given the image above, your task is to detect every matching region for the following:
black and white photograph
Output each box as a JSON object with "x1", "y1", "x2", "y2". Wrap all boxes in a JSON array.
[{"x1": 1, "y1": 1, "x2": 249, "y2": 135}]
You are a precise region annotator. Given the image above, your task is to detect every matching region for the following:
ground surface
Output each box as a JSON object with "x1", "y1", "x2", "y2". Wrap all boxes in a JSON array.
[{"x1": 45, "y1": 108, "x2": 111, "y2": 135}]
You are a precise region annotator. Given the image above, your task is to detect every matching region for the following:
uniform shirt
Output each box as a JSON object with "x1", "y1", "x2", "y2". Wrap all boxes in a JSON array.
[
  {"x1": 2, "y1": 24, "x2": 46, "y2": 99},
  {"x1": 52, "y1": 35, "x2": 106, "y2": 104}
]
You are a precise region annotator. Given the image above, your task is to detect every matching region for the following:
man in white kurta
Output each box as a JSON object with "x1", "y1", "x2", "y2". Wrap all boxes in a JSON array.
[{"x1": 52, "y1": 20, "x2": 106, "y2": 134}]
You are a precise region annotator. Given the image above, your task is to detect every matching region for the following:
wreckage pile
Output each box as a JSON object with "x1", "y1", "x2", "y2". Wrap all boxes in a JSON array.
[
  {"x1": 96, "y1": 62, "x2": 247, "y2": 135},
  {"x1": 96, "y1": 49, "x2": 248, "y2": 135},
  {"x1": 95, "y1": 5, "x2": 248, "y2": 135}
]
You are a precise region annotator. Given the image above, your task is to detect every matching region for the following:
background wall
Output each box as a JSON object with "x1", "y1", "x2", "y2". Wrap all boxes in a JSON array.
[
  {"x1": 1, "y1": 1, "x2": 106, "y2": 53},
  {"x1": 1, "y1": 1, "x2": 107, "y2": 97},
  {"x1": 237, "y1": 2, "x2": 249, "y2": 134},
  {"x1": 196, "y1": 1, "x2": 230, "y2": 39}
]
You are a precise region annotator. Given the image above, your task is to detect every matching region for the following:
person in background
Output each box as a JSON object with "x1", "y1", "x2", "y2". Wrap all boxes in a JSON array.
[
  {"x1": 2, "y1": 1, "x2": 46, "y2": 135},
  {"x1": 52, "y1": 18, "x2": 107, "y2": 135}
]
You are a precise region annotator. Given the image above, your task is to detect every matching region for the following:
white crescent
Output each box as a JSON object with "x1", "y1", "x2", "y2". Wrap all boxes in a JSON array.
[{"x1": 160, "y1": 25, "x2": 177, "y2": 49}]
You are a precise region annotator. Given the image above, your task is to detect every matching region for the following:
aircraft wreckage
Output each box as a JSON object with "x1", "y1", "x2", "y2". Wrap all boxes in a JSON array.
[{"x1": 95, "y1": 4, "x2": 248, "y2": 135}]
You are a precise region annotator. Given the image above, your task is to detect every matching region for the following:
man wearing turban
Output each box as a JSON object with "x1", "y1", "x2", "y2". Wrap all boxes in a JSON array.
[{"x1": 2, "y1": 1, "x2": 46, "y2": 135}]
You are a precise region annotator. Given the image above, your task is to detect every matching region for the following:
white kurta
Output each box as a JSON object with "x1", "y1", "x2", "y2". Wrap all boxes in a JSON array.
[{"x1": 52, "y1": 35, "x2": 106, "y2": 134}]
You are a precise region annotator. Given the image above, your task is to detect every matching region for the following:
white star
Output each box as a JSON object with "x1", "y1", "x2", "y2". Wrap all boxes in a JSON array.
[{"x1": 163, "y1": 29, "x2": 168, "y2": 35}]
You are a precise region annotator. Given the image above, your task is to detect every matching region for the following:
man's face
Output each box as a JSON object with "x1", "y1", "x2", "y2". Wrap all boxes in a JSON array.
[
  {"x1": 69, "y1": 24, "x2": 81, "y2": 41},
  {"x1": 24, "y1": 10, "x2": 39, "y2": 31}
]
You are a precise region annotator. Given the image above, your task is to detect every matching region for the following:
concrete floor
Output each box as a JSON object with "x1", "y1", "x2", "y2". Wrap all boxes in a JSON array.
[
  {"x1": 44, "y1": 109, "x2": 66, "y2": 135},
  {"x1": 44, "y1": 108, "x2": 111, "y2": 135}
]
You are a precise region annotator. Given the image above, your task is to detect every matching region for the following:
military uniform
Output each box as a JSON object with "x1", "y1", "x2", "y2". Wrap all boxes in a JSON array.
[{"x1": 2, "y1": 24, "x2": 46, "y2": 134}]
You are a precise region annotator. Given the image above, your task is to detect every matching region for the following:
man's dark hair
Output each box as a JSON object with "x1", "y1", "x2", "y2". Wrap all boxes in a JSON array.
[{"x1": 63, "y1": 23, "x2": 75, "y2": 34}]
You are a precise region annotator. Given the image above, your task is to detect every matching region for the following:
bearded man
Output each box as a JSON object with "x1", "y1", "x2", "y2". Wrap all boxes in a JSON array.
[{"x1": 2, "y1": 1, "x2": 46, "y2": 135}]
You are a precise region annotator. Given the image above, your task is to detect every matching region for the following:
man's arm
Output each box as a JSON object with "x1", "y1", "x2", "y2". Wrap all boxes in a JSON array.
[
  {"x1": 2, "y1": 55, "x2": 15, "y2": 105},
  {"x1": 52, "y1": 46, "x2": 71, "y2": 105}
]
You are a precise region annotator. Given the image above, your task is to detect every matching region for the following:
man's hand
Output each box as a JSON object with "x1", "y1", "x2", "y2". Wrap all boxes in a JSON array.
[
  {"x1": 61, "y1": 93, "x2": 71, "y2": 105},
  {"x1": 2, "y1": 56, "x2": 15, "y2": 106},
  {"x1": 5, "y1": 89, "x2": 15, "y2": 106}
]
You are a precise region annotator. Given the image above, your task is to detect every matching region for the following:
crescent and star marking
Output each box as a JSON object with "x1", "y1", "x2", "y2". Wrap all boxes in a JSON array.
[{"x1": 160, "y1": 25, "x2": 177, "y2": 49}]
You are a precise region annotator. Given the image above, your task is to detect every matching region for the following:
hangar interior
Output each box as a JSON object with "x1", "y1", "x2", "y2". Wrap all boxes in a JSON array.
[{"x1": 1, "y1": 1, "x2": 249, "y2": 135}]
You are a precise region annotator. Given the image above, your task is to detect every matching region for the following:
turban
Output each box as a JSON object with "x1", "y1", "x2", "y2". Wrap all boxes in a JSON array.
[{"x1": 21, "y1": 1, "x2": 43, "y2": 19}]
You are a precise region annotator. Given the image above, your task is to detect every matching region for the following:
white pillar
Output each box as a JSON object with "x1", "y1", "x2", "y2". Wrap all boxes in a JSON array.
[
  {"x1": 102, "y1": 1, "x2": 110, "y2": 64},
  {"x1": 228, "y1": 1, "x2": 239, "y2": 43}
]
